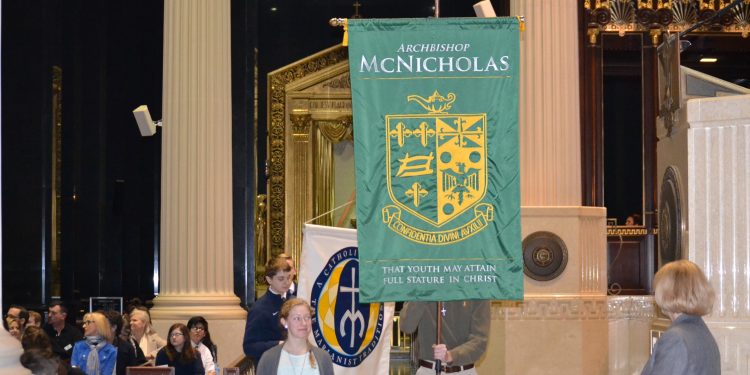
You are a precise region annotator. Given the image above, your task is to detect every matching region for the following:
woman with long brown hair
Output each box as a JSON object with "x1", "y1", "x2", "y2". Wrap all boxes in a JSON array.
[{"x1": 155, "y1": 323, "x2": 204, "y2": 375}]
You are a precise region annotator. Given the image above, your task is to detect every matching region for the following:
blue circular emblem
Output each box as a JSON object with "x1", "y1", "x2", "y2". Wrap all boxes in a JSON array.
[{"x1": 310, "y1": 247, "x2": 385, "y2": 367}]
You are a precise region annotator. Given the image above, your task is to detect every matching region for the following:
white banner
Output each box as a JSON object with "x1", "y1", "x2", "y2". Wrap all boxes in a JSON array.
[{"x1": 299, "y1": 224, "x2": 394, "y2": 375}]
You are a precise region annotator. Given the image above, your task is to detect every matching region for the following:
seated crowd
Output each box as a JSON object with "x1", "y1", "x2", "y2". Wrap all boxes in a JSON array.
[
  {"x1": 6, "y1": 255, "x2": 721, "y2": 375},
  {"x1": 3, "y1": 253, "x2": 320, "y2": 375},
  {"x1": 5, "y1": 301, "x2": 218, "y2": 375}
]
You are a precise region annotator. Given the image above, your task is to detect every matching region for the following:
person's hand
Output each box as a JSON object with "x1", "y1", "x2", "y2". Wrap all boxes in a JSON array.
[{"x1": 432, "y1": 344, "x2": 453, "y2": 364}]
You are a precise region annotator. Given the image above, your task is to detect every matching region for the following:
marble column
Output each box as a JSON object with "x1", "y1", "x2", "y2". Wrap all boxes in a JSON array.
[
  {"x1": 478, "y1": 1, "x2": 609, "y2": 374},
  {"x1": 515, "y1": 0, "x2": 582, "y2": 207},
  {"x1": 686, "y1": 94, "x2": 750, "y2": 375},
  {"x1": 150, "y1": 0, "x2": 246, "y2": 367}
]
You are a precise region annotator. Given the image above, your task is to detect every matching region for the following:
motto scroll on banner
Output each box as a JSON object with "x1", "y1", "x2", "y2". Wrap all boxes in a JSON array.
[{"x1": 348, "y1": 17, "x2": 523, "y2": 303}]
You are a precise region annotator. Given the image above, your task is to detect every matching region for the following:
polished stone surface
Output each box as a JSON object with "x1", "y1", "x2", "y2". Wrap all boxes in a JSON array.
[{"x1": 686, "y1": 94, "x2": 750, "y2": 375}]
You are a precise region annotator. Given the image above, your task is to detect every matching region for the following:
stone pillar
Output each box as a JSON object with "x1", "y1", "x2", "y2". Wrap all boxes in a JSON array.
[
  {"x1": 686, "y1": 95, "x2": 750, "y2": 375},
  {"x1": 477, "y1": 1, "x2": 608, "y2": 374},
  {"x1": 515, "y1": 0, "x2": 582, "y2": 207},
  {"x1": 150, "y1": 0, "x2": 246, "y2": 367}
]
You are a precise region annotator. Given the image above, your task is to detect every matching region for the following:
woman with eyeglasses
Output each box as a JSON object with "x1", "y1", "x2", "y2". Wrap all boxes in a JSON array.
[
  {"x1": 71, "y1": 312, "x2": 117, "y2": 375},
  {"x1": 187, "y1": 316, "x2": 217, "y2": 375},
  {"x1": 256, "y1": 299, "x2": 334, "y2": 375},
  {"x1": 155, "y1": 323, "x2": 205, "y2": 375}
]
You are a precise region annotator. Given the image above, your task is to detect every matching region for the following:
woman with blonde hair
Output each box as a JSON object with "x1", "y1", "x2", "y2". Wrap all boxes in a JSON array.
[
  {"x1": 71, "y1": 311, "x2": 117, "y2": 375},
  {"x1": 8, "y1": 319, "x2": 23, "y2": 340},
  {"x1": 129, "y1": 306, "x2": 166, "y2": 360},
  {"x1": 641, "y1": 259, "x2": 720, "y2": 375},
  {"x1": 256, "y1": 299, "x2": 334, "y2": 375}
]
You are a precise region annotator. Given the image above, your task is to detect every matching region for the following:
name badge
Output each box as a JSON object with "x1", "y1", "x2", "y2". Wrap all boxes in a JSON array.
[{"x1": 64, "y1": 344, "x2": 72, "y2": 351}]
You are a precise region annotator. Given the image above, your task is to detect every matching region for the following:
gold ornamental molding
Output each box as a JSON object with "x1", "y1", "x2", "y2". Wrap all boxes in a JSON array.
[
  {"x1": 318, "y1": 116, "x2": 354, "y2": 143},
  {"x1": 321, "y1": 73, "x2": 351, "y2": 90},
  {"x1": 52, "y1": 66, "x2": 63, "y2": 297},
  {"x1": 290, "y1": 113, "x2": 313, "y2": 142},
  {"x1": 606, "y1": 227, "x2": 659, "y2": 236},
  {"x1": 267, "y1": 45, "x2": 348, "y2": 254},
  {"x1": 585, "y1": 0, "x2": 750, "y2": 44}
]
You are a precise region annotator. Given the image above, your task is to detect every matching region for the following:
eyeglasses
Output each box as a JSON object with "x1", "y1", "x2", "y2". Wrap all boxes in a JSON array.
[
  {"x1": 190, "y1": 327, "x2": 205, "y2": 332},
  {"x1": 82, "y1": 320, "x2": 96, "y2": 326},
  {"x1": 170, "y1": 332, "x2": 184, "y2": 338}
]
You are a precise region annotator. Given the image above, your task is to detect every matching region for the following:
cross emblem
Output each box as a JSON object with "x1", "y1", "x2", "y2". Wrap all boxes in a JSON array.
[
  {"x1": 389, "y1": 122, "x2": 407, "y2": 147},
  {"x1": 405, "y1": 182, "x2": 429, "y2": 207},
  {"x1": 412, "y1": 121, "x2": 436, "y2": 147},
  {"x1": 439, "y1": 117, "x2": 483, "y2": 148},
  {"x1": 339, "y1": 267, "x2": 365, "y2": 347}
]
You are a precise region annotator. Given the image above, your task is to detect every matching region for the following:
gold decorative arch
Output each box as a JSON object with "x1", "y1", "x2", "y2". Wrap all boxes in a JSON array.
[{"x1": 263, "y1": 44, "x2": 354, "y2": 272}]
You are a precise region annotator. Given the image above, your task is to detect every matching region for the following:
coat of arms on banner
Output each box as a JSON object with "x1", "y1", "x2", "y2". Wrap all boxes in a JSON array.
[
  {"x1": 383, "y1": 91, "x2": 494, "y2": 245},
  {"x1": 310, "y1": 247, "x2": 386, "y2": 367}
]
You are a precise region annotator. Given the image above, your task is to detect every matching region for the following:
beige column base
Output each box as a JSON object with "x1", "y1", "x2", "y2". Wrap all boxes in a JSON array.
[
  {"x1": 521, "y1": 206, "x2": 607, "y2": 295},
  {"x1": 476, "y1": 206, "x2": 609, "y2": 374},
  {"x1": 150, "y1": 294, "x2": 247, "y2": 320},
  {"x1": 478, "y1": 297, "x2": 609, "y2": 375},
  {"x1": 151, "y1": 295, "x2": 247, "y2": 369},
  {"x1": 0, "y1": 330, "x2": 30, "y2": 374},
  {"x1": 608, "y1": 296, "x2": 657, "y2": 375}
]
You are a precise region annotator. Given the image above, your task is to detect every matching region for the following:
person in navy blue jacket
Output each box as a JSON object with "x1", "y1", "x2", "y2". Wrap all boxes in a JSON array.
[{"x1": 242, "y1": 257, "x2": 293, "y2": 366}]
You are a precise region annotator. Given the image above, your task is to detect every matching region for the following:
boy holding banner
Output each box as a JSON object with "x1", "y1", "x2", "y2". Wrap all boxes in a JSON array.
[{"x1": 401, "y1": 300, "x2": 489, "y2": 375}]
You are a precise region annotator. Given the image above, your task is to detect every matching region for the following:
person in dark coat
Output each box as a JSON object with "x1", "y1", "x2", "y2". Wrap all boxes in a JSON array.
[
  {"x1": 103, "y1": 311, "x2": 137, "y2": 375},
  {"x1": 276, "y1": 253, "x2": 298, "y2": 297},
  {"x1": 44, "y1": 301, "x2": 83, "y2": 361},
  {"x1": 242, "y1": 257, "x2": 293, "y2": 365}
]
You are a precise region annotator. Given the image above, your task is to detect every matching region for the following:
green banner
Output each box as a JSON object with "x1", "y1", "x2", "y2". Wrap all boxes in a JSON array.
[{"x1": 348, "y1": 18, "x2": 522, "y2": 302}]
